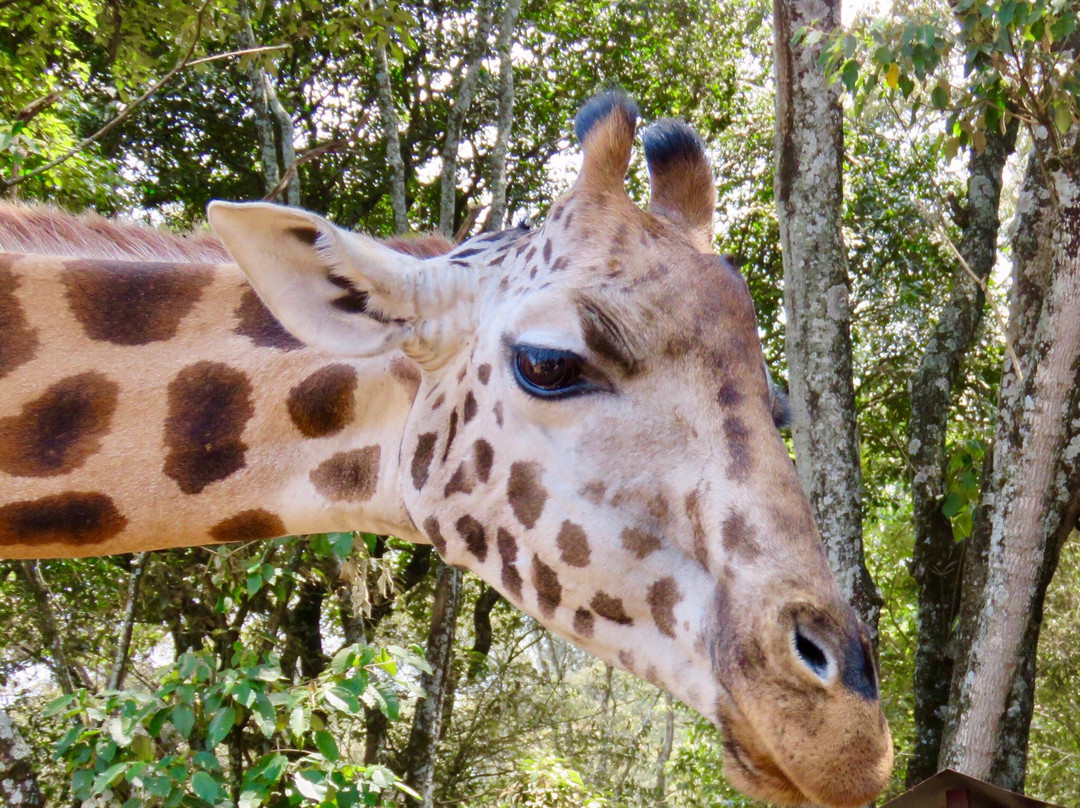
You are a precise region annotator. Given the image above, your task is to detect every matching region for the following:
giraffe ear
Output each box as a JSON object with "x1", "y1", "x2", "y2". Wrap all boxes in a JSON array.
[
  {"x1": 208, "y1": 201, "x2": 437, "y2": 358},
  {"x1": 574, "y1": 92, "x2": 638, "y2": 193},
  {"x1": 642, "y1": 119, "x2": 716, "y2": 252}
]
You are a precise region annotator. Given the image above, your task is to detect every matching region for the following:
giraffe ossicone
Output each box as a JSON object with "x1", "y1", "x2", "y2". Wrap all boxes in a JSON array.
[{"x1": 0, "y1": 93, "x2": 891, "y2": 806}]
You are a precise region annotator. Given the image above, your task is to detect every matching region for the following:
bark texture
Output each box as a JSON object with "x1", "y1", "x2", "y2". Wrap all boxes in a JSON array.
[
  {"x1": 905, "y1": 124, "x2": 1017, "y2": 787},
  {"x1": 374, "y1": 40, "x2": 409, "y2": 233},
  {"x1": 0, "y1": 709, "x2": 43, "y2": 808},
  {"x1": 773, "y1": 0, "x2": 881, "y2": 634},
  {"x1": 237, "y1": 0, "x2": 299, "y2": 206},
  {"x1": 437, "y1": 3, "x2": 496, "y2": 237},
  {"x1": 107, "y1": 552, "x2": 150, "y2": 691},
  {"x1": 401, "y1": 561, "x2": 463, "y2": 808},
  {"x1": 941, "y1": 124, "x2": 1080, "y2": 788},
  {"x1": 482, "y1": 0, "x2": 522, "y2": 233}
]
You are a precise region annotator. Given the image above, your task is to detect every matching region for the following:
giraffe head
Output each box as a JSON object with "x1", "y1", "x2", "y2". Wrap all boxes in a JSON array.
[{"x1": 209, "y1": 93, "x2": 891, "y2": 806}]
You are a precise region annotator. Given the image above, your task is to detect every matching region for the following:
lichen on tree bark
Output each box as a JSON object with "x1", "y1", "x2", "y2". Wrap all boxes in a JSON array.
[
  {"x1": 941, "y1": 124, "x2": 1080, "y2": 788},
  {"x1": 905, "y1": 123, "x2": 1016, "y2": 787},
  {"x1": 772, "y1": 0, "x2": 881, "y2": 635}
]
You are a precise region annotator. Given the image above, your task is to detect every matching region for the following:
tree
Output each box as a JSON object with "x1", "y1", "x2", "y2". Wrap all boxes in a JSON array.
[
  {"x1": 842, "y1": 0, "x2": 1080, "y2": 788},
  {"x1": 773, "y1": 0, "x2": 882, "y2": 637}
]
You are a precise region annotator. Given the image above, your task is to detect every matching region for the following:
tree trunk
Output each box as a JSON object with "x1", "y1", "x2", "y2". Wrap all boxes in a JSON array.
[
  {"x1": 482, "y1": 0, "x2": 522, "y2": 233},
  {"x1": 940, "y1": 125, "x2": 1080, "y2": 788},
  {"x1": 0, "y1": 709, "x2": 43, "y2": 808},
  {"x1": 400, "y1": 561, "x2": 463, "y2": 808},
  {"x1": 107, "y1": 552, "x2": 150, "y2": 691},
  {"x1": 467, "y1": 584, "x2": 502, "y2": 679},
  {"x1": 905, "y1": 123, "x2": 1017, "y2": 787},
  {"x1": 237, "y1": 0, "x2": 299, "y2": 206},
  {"x1": 772, "y1": 0, "x2": 881, "y2": 635},
  {"x1": 654, "y1": 691, "x2": 675, "y2": 802},
  {"x1": 374, "y1": 39, "x2": 409, "y2": 233},
  {"x1": 437, "y1": 3, "x2": 496, "y2": 237}
]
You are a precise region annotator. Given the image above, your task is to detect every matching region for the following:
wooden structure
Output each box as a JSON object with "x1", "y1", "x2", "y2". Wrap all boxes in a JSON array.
[{"x1": 883, "y1": 771, "x2": 1064, "y2": 808}]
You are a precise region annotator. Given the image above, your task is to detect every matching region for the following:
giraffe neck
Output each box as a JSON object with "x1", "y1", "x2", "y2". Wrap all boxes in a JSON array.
[{"x1": 0, "y1": 251, "x2": 422, "y2": 558}]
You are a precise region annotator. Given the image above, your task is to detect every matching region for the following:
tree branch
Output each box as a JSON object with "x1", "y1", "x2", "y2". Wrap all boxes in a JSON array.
[
  {"x1": 1, "y1": 0, "x2": 214, "y2": 192},
  {"x1": 107, "y1": 553, "x2": 151, "y2": 691}
]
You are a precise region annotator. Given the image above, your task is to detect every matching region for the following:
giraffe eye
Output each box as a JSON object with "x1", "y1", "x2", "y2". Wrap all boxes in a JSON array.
[{"x1": 512, "y1": 345, "x2": 590, "y2": 399}]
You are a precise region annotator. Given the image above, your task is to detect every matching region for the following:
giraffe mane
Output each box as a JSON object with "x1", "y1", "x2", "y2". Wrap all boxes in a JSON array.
[{"x1": 0, "y1": 202, "x2": 455, "y2": 262}]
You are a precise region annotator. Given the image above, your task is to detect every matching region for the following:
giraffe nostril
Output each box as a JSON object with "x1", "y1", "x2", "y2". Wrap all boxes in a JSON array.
[
  {"x1": 793, "y1": 627, "x2": 831, "y2": 681},
  {"x1": 842, "y1": 632, "x2": 879, "y2": 700}
]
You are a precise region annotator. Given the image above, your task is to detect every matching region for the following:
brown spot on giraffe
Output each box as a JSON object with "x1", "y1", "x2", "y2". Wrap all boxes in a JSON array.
[
  {"x1": 442, "y1": 409, "x2": 459, "y2": 462},
  {"x1": 163, "y1": 362, "x2": 254, "y2": 494},
  {"x1": 210, "y1": 509, "x2": 287, "y2": 543},
  {"x1": 573, "y1": 608, "x2": 594, "y2": 637},
  {"x1": 477, "y1": 364, "x2": 491, "y2": 385},
  {"x1": 621, "y1": 526, "x2": 661, "y2": 559},
  {"x1": 685, "y1": 490, "x2": 709, "y2": 569},
  {"x1": 456, "y1": 515, "x2": 487, "y2": 562},
  {"x1": 62, "y1": 260, "x2": 214, "y2": 345},
  {"x1": 724, "y1": 415, "x2": 752, "y2": 481},
  {"x1": 389, "y1": 357, "x2": 421, "y2": 399},
  {"x1": 411, "y1": 433, "x2": 438, "y2": 490},
  {"x1": 234, "y1": 286, "x2": 305, "y2": 350},
  {"x1": 310, "y1": 446, "x2": 380, "y2": 501},
  {"x1": 0, "y1": 264, "x2": 38, "y2": 381},
  {"x1": 0, "y1": 372, "x2": 119, "y2": 477},
  {"x1": 463, "y1": 390, "x2": 478, "y2": 424},
  {"x1": 493, "y1": 400, "x2": 503, "y2": 428},
  {"x1": 496, "y1": 527, "x2": 522, "y2": 599},
  {"x1": 581, "y1": 481, "x2": 606, "y2": 504},
  {"x1": 0, "y1": 492, "x2": 127, "y2": 547},
  {"x1": 507, "y1": 462, "x2": 547, "y2": 528},
  {"x1": 423, "y1": 516, "x2": 447, "y2": 555},
  {"x1": 591, "y1": 592, "x2": 633, "y2": 625},
  {"x1": 647, "y1": 577, "x2": 682, "y2": 638},
  {"x1": 443, "y1": 464, "x2": 473, "y2": 497},
  {"x1": 555, "y1": 520, "x2": 590, "y2": 567},
  {"x1": 532, "y1": 554, "x2": 562, "y2": 617},
  {"x1": 717, "y1": 380, "x2": 741, "y2": 408},
  {"x1": 473, "y1": 439, "x2": 494, "y2": 482},
  {"x1": 287, "y1": 364, "x2": 357, "y2": 438},
  {"x1": 722, "y1": 510, "x2": 761, "y2": 561}
]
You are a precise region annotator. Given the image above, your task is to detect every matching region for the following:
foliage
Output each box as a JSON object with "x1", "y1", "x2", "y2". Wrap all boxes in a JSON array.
[
  {"x1": 834, "y1": 0, "x2": 1080, "y2": 158},
  {"x1": 46, "y1": 643, "x2": 424, "y2": 808}
]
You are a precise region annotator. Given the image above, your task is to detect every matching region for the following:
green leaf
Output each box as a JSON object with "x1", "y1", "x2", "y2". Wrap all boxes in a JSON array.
[
  {"x1": 330, "y1": 531, "x2": 356, "y2": 558},
  {"x1": 192, "y1": 771, "x2": 220, "y2": 803},
  {"x1": 45, "y1": 693, "x2": 77, "y2": 717},
  {"x1": 315, "y1": 730, "x2": 340, "y2": 761},
  {"x1": 172, "y1": 704, "x2": 195, "y2": 738},
  {"x1": 131, "y1": 734, "x2": 155, "y2": 761},
  {"x1": 841, "y1": 59, "x2": 860, "y2": 91},
  {"x1": 206, "y1": 705, "x2": 236, "y2": 749},
  {"x1": 290, "y1": 705, "x2": 308, "y2": 738},
  {"x1": 293, "y1": 770, "x2": 328, "y2": 801},
  {"x1": 931, "y1": 84, "x2": 949, "y2": 109},
  {"x1": 93, "y1": 762, "x2": 128, "y2": 794},
  {"x1": 253, "y1": 693, "x2": 277, "y2": 738},
  {"x1": 325, "y1": 686, "x2": 360, "y2": 714},
  {"x1": 1054, "y1": 100, "x2": 1074, "y2": 134},
  {"x1": 941, "y1": 492, "x2": 963, "y2": 519},
  {"x1": 194, "y1": 751, "x2": 221, "y2": 771}
]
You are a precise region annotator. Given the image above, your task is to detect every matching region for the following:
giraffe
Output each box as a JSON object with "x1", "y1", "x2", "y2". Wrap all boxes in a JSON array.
[{"x1": 0, "y1": 94, "x2": 891, "y2": 806}]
